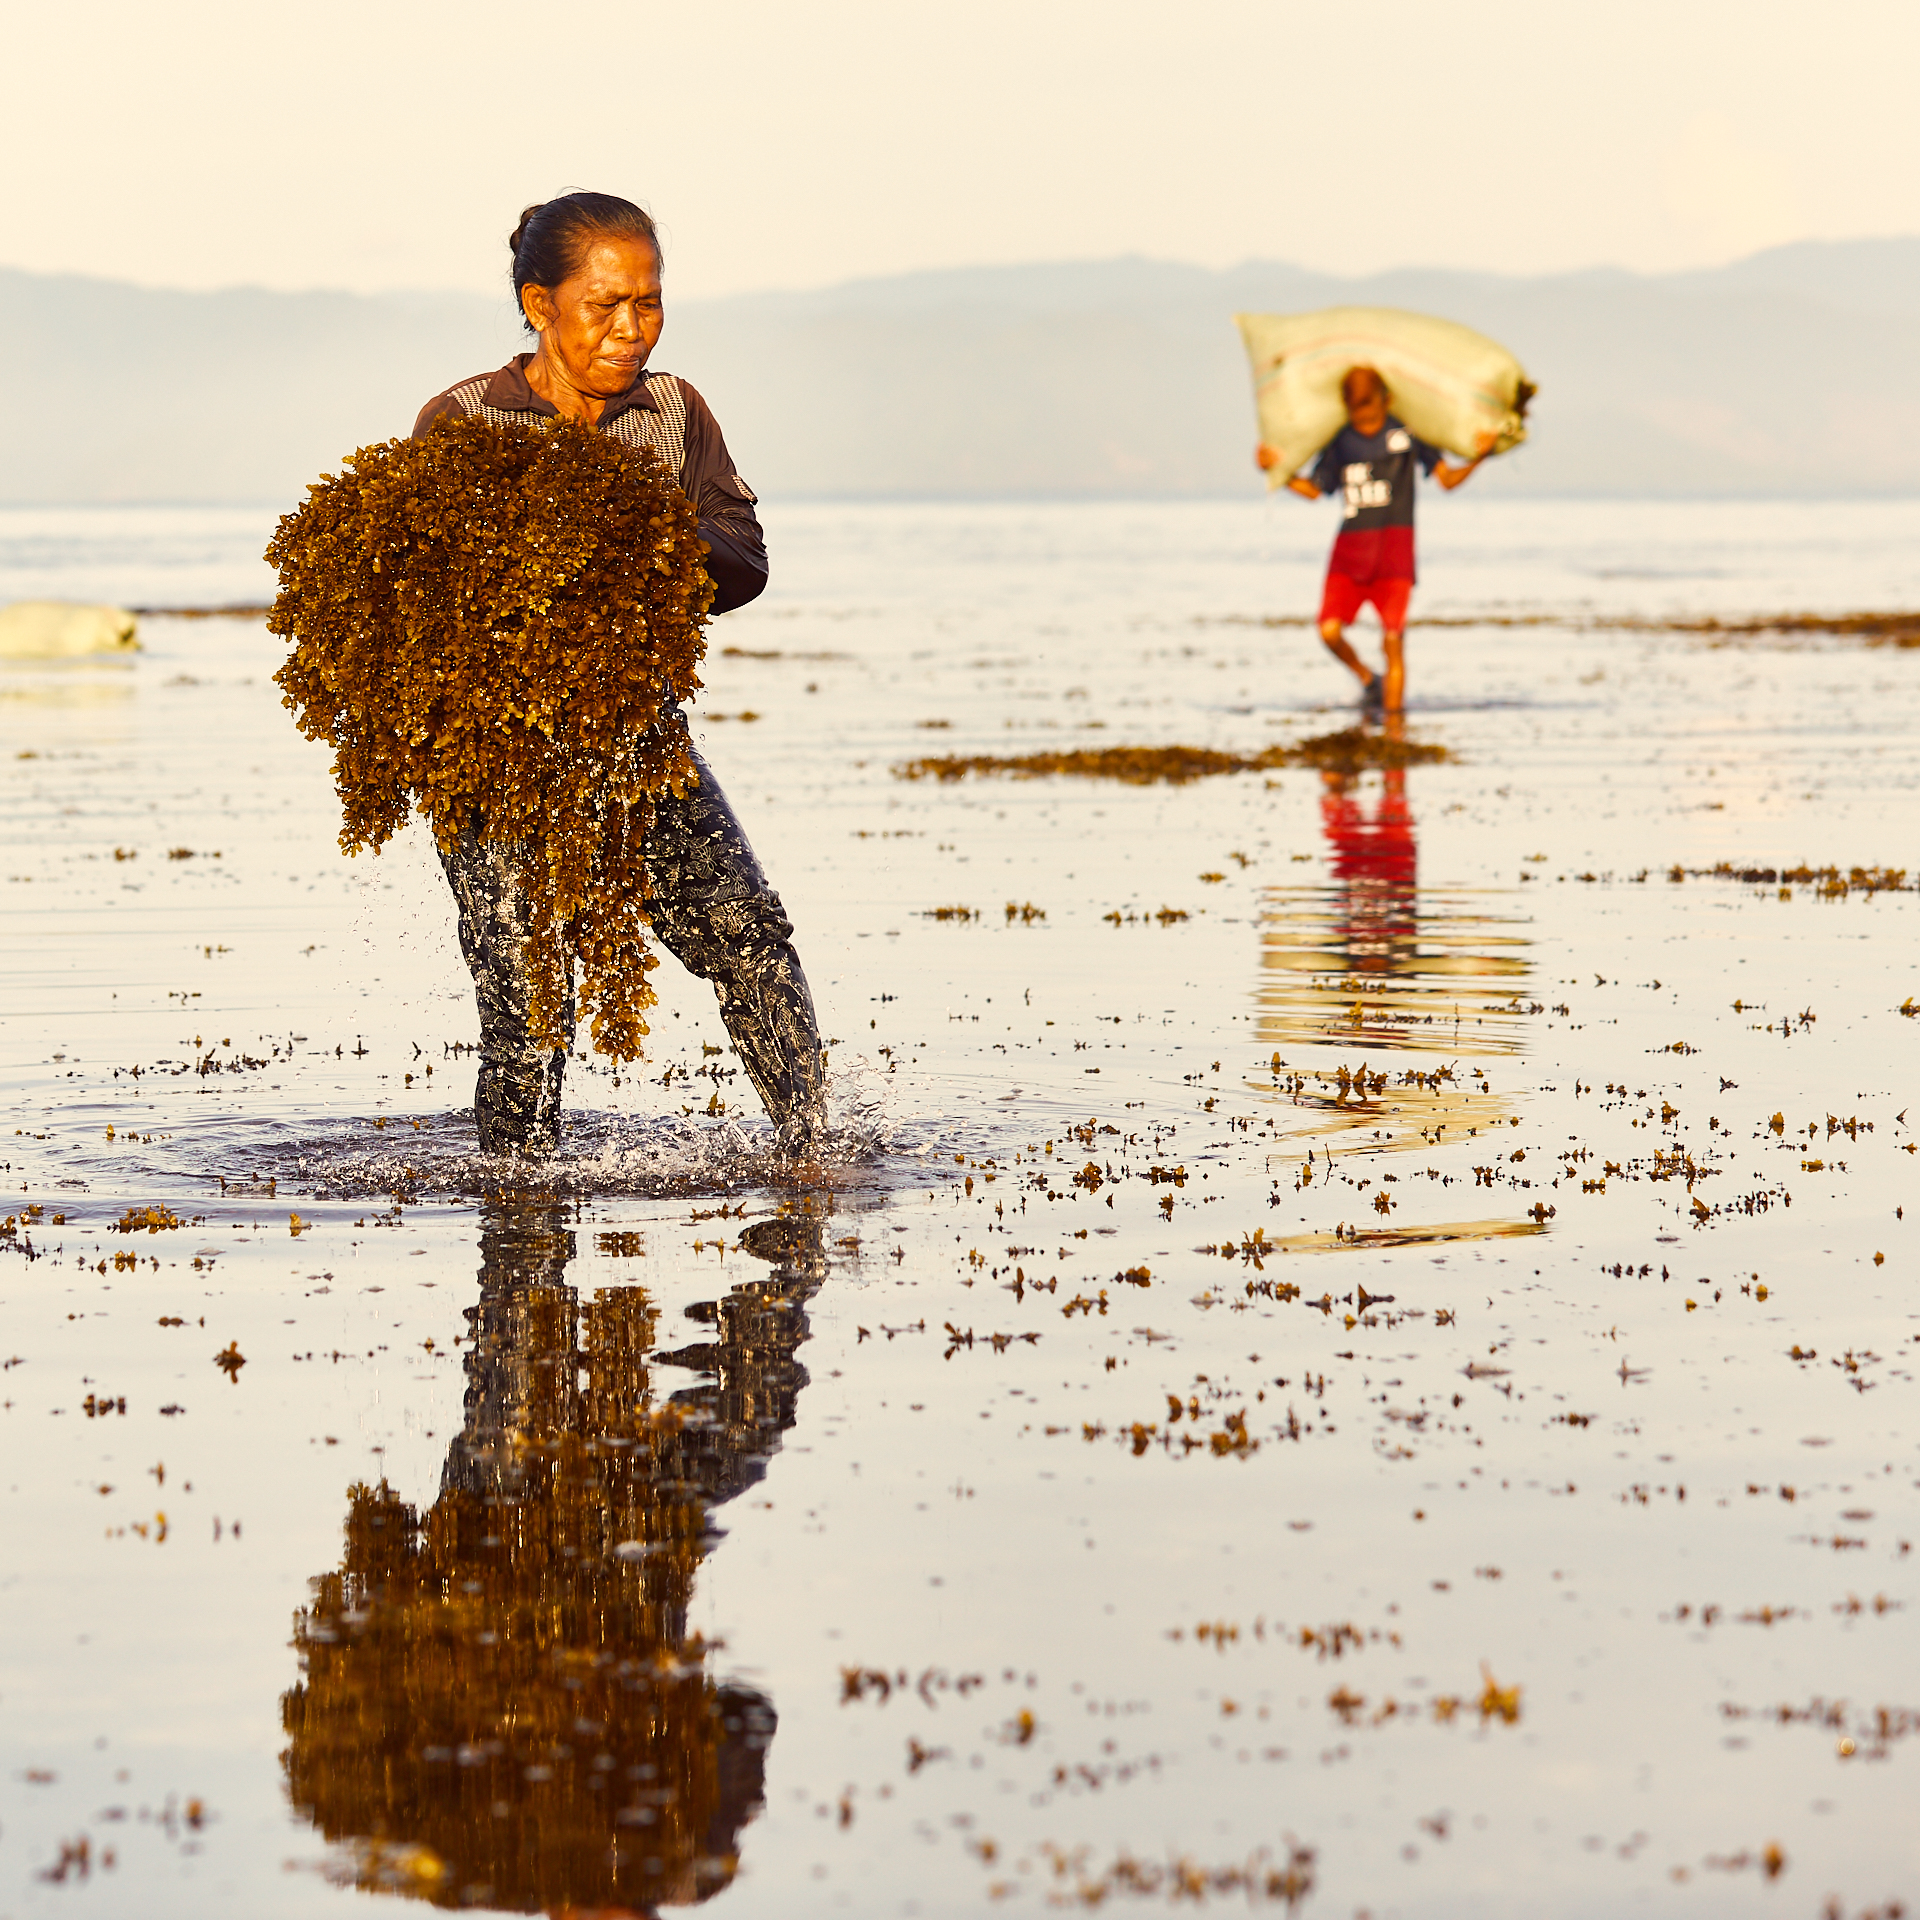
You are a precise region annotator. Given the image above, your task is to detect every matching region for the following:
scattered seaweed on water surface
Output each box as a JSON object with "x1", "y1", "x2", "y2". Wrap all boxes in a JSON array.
[
  {"x1": 129, "y1": 603, "x2": 274, "y2": 620},
  {"x1": 1667, "y1": 862, "x2": 1911, "y2": 897},
  {"x1": 1028, "y1": 1842, "x2": 1318, "y2": 1909},
  {"x1": 895, "y1": 730, "x2": 1450, "y2": 786},
  {"x1": 266, "y1": 414, "x2": 712, "y2": 1059},
  {"x1": 1199, "y1": 607, "x2": 1920, "y2": 645}
]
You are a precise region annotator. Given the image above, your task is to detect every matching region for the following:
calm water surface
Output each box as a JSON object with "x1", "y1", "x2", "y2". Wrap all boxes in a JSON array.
[{"x1": 1, "y1": 499, "x2": 1916, "y2": 1917}]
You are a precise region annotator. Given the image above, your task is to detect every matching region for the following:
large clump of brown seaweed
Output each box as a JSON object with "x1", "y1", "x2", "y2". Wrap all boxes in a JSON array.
[{"x1": 267, "y1": 414, "x2": 712, "y2": 1059}]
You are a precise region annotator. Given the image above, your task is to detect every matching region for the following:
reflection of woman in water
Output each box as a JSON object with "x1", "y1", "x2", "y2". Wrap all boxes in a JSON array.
[
  {"x1": 1320, "y1": 762, "x2": 1418, "y2": 983},
  {"x1": 280, "y1": 1202, "x2": 823, "y2": 1911}
]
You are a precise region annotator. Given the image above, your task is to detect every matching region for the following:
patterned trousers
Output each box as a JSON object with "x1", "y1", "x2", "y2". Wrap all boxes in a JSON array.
[{"x1": 438, "y1": 745, "x2": 827, "y2": 1156}]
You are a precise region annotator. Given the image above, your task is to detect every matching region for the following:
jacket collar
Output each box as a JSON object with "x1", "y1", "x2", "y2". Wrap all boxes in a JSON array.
[{"x1": 481, "y1": 352, "x2": 661, "y2": 426}]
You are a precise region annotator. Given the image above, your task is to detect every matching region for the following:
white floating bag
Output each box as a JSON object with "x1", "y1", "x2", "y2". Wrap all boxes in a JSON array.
[
  {"x1": 0, "y1": 600, "x2": 140, "y2": 658},
  {"x1": 1235, "y1": 307, "x2": 1534, "y2": 487}
]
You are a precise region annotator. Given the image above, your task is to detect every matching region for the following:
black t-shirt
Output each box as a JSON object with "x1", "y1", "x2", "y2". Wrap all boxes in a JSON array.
[{"x1": 1310, "y1": 418, "x2": 1441, "y2": 531}]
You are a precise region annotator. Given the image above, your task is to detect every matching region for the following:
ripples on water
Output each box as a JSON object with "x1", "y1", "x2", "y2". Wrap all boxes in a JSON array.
[{"x1": 2, "y1": 499, "x2": 1917, "y2": 1916}]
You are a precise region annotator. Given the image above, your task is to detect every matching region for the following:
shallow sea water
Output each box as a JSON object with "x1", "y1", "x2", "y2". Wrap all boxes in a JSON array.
[{"x1": 1, "y1": 497, "x2": 1917, "y2": 1917}]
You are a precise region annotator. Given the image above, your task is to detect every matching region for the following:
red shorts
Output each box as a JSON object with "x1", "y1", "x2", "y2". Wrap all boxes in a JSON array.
[{"x1": 1319, "y1": 572, "x2": 1412, "y2": 632}]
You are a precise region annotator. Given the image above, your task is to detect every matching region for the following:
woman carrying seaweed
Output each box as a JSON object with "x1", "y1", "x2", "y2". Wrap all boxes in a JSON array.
[{"x1": 270, "y1": 193, "x2": 827, "y2": 1158}]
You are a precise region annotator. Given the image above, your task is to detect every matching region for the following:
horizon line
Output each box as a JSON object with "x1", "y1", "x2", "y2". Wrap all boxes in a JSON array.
[{"x1": 3, "y1": 234, "x2": 1918, "y2": 308}]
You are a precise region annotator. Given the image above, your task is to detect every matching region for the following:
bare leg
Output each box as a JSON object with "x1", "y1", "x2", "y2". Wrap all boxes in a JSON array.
[
  {"x1": 1382, "y1": 629, "x2": 1406, "y2": 714},
  {"x1": 1319, "y1": 618, "x2": 1376, "y2": 690}
]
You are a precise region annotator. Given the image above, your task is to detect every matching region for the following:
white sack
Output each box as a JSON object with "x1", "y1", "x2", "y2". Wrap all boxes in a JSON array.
[
  {"x1": 1235, "y1": 306, "x2": 1534, "y2": 487},
  {"x1": 0, "y1": 601, "x2": 141, "y2": 658}
]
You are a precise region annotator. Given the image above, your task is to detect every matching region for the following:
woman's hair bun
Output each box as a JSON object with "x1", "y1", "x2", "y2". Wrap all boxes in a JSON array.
[{"x1": 508, "y1": 203, "x2": 546, "y2": 259}]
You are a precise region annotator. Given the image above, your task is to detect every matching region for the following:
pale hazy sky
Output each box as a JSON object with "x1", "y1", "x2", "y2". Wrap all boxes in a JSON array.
[{"x1": 6, "y1": 0, "x2": 1916, "y2": 300}]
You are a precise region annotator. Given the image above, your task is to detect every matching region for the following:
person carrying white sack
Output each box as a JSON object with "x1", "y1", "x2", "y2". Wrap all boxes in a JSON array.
[{"x1": 1258, "y1": 366, "x2": 1491, "y2": 719}]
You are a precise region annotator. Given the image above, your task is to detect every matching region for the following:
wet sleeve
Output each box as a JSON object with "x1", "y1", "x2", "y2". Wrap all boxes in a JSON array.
[
  {"x1": 676, "y1": 381, "x2": 769, "y2": 616},
  {"x1": 1413, "y1": 436, "x2": 1443, "y2": 475},
  {"x1": 412, "y1": 393, "x2": 462, "y2": 439},
  {"x1": 1309, "y1": 439, "x2": 1344, "y2": 493}
]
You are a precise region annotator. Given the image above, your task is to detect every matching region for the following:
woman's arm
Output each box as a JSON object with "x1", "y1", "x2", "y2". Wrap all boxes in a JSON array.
[
  {"x1": 413, "y1": 393, "x2": 463, "y2": 437},
  {"x1": 678, "y1": 384, "x2": 769, "y2": 615}
]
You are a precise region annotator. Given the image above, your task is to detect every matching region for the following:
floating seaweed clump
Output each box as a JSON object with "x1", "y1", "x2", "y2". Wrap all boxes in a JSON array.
[
  {"x1": 1658, "y1": 609, "x2": 1920, "y2": 646},
  {"x1": 1202, "y1": 607, "x2": 1920, "y2": 645},
  {"x1": 903, "y1": 743, "x2": 1258, "y2": 785},
  {"x1": 1279, "y1": 727, "x2": 1451, "y2": 773},
  {"x1": 267, "y1": 414, "x2": 712, "y2": 1058},
  {"x1": 895, "y1": 729, "x2": 1449, "y2": 786}
]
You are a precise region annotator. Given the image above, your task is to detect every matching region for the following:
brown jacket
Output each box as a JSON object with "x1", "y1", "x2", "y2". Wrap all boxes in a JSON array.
[{"x1": 413, "y1": 356, "x2": 768, "y2": 615}]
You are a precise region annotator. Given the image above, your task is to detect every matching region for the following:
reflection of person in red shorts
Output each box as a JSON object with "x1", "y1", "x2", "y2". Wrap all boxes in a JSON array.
[
  {"x1": 1320, "y1": 762, "x2": 1418, "y2": 982},
  {"x1": 1257, "y1": 367, "x2": 1489, "y2": 718}
]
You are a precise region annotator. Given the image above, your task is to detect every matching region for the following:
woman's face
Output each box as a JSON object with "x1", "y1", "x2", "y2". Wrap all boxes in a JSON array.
[{"x1": 522, "y1": 237, "x2": 664, "y2": 395}]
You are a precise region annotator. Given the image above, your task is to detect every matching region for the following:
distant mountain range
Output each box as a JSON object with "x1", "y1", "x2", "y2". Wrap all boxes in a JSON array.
[{"x1": 6, "y1": 238, "x2": 1920, "y2": 505}]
